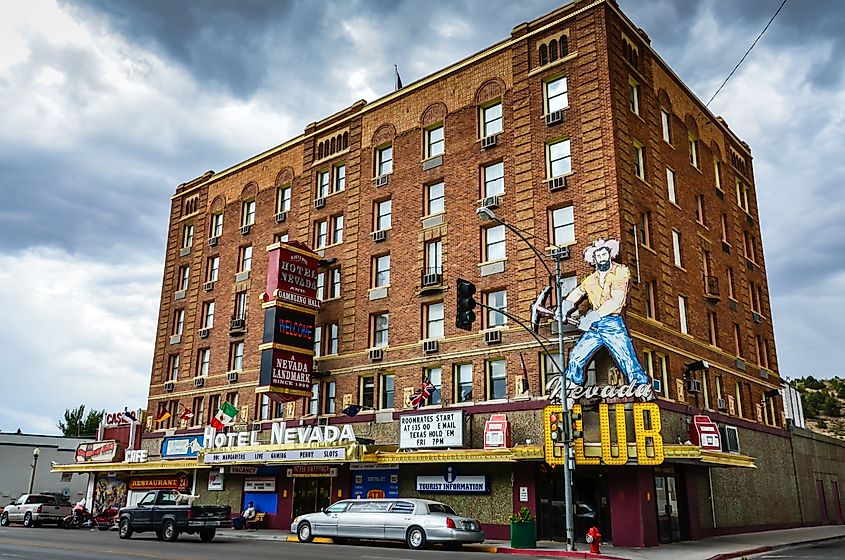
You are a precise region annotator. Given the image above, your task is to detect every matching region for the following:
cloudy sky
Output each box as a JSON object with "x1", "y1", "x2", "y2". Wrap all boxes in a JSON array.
[{"x1": 1, "y1": 0, "x2": 842, "y2": 434}]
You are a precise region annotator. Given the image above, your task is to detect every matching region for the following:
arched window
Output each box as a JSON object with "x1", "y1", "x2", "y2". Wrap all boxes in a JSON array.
[
  {"x1": 549, "y1": 39, "x2": 558, "y2": 61},
  {"x1": 632, "y1": 50, "x2": 639, "y2": 69},
  {"x1": 539, "y1": 44, "x2": 549, "y2": 66},
  {"x1": 560, "y1": 35, "x2": 569, "y2": 57},
  {"x1": 330, "y1": 137, "x2": 336, "y2": 154},
  {"x1": 343, "y1": 132, "x2": 349, "y2": 149},
  {"x1": 318, "y1": 143, "x2": 324, "y2": 160},
  {"x1": 623, "y1": 40, "x2": 630, "y2": 61}
]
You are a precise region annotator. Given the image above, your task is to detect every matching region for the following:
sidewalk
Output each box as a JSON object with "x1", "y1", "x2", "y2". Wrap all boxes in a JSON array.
[{"x1": 218, "y1": 525, "x2": 845, "y2": 559}]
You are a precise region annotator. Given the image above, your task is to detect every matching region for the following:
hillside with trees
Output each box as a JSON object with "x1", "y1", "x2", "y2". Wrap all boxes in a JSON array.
[{"x1": 792, "y1": 376, "x2": 845, "y2": 438}]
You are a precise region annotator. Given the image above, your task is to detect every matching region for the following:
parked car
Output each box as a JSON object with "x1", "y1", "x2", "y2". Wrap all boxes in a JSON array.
[
  {"x1": 117, "y1": 490, "x2": 231, "y2": 542},
  {"x1": 291, "y1": 498, "x2": 485, "y2": 550},
  {"x1": 1, "y1": 494, "x2": 73, "y2": 527}
]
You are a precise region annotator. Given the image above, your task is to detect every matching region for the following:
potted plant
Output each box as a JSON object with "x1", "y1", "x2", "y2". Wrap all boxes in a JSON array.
[{"x1": 507, "y1": 506, "x2": 536, "y2": 549}]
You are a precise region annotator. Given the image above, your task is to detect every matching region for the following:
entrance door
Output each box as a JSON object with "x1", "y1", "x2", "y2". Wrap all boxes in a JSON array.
[
  {"x1": 817, "y1": 480, "x2": 829, "y2": 524},
  {"x1": 832, "y1": 481, "x2": 843, "y2": 524},
  {"x1": 537, "y1": 465, "x2": 610, "y2": 542},
  {"x1": 292, "y1": 477, "x2": 332, "y2": 520},
  {"x1": 655, "y1": 474, "x2": 681, "y2": 543}
]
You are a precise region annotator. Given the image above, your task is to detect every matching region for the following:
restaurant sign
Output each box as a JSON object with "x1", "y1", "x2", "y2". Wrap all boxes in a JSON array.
[
  {"x1": 128, "y1": 474, "x2": 189, "y2": 491},
  {"x1": 75, "y1": 440, "x2": 123, "y2": 463}
]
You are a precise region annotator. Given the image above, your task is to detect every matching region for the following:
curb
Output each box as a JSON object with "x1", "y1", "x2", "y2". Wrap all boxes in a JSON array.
[
  {"x1": 705, "y1": 534, "x2": 845, "y2": 560},
  {"x1": 483, "y1": 547, "x2": 622, "y2": 559},
  {"x1": 285, "y1": 536, "x2": 334, "y2": 544}
]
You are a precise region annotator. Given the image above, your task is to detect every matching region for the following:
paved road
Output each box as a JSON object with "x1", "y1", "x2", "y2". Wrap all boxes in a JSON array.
[
  {"x1": 755, "y1": 539, "x2": 845, "y2": 559},
  {"x1": 0, "y1": 526, "x2": 506, "y2": 560}
]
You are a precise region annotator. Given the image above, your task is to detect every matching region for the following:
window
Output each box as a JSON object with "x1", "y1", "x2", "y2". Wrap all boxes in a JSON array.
[
  {"x1": 238, "y1": 245, "x2": 253, "y2": 272},
  {"x1": 661, "y1": 110, "x2": 672, "y2": 143},
  {"x1": 360, "y1": 376, "x2": 375, "y2": 409},
  {"x1": 736, "y1": 180, "x2": 750, "y2": 212},
  {"x1": 547, "y1": 139, "x2": 572, "y2": 179},
  {"x1": 191, "y1": 397, "x2": 204, "y2": 427},
  {"x1": 672, "y1": 230, "x2": 683, "y2": 267},
  {"x1": 633, "y1": 141, "x2": 645, "y2": 180},
  {"x1": 666, "y1": 168, "x2": 677, "y2": 204},
  {"x1": 323, "y1": 381, "x2": 336, "y2": 414},
  {"x1": 425, "y1": 367, "x2": 442, "y2": 405},
  {"x1": 543, "y1": 205, "x2": 574, "y2": 247},
  {"x1": 178, "y1": 266, "x2": 190, "y2": 291},
  {"x1": 313, "y1": 326, "x2": 323, "y2": 358},
  {"x1": 380, "y1": 373, "x2": 395, "y2": 409},
  {"x1": 182, "y1": 224, "x2": 194, "y2": 249},
  {"x1": 484, "y1": 224, "x2": 506, "y2": 261},
  {"x1": 276, "y1": 185, "x2": 291, "y2": 214},
  {"x1": 197, "y1": 349, "x2": 210, "y2": 377},
  {"x1": 242, "y1": 199, "x2": 255, "y2": 227},
  {"x1": 481, "y1": 102, "x2": 503, "y2": 138},
  {"x1": 678, "y1": 295, "x2": 688, "y2": 334},
  {"x1": 168, "y1": 354, "x2": 180, "y2": 381},
  {"x1": 332, "y1": 214, "x2": 344, "y2": 244},
  {"x1": 329, "y1": 267, "x2": 341, "y2": 299},
  {"x1": 720, "y1": 214, "x2": 729, "y2": 243},
  {"x1": 541, "y1": 353, "x2": 564, "y2": 395},
  {"x1": 755, "y1": 335, "x2": 765, "y2": 367},
  {"x1": 259, "y1": 394, "x2": 270, "y2": 421},
  {"x1": 695, "y1": 194, "x2": 706, "y2": 225},
  {"x1": 643, "y1": 348, "x2": 654, "y2": 382},
  {"x1": 657, "y1": 354, "x2": 669, "y2": 398},
  {"x1": 644, "y1": 280, "x2": 657, "y2": 319},
  {"x1": 376, "y1": 145, "x2": 393, "y2": 177},
  {"x1": 733, "y1": 323, "x2": 743, "y2": 357},
  {"x1": 317, "y1": 171, "x2": 330, "y2": 199},
  {"x1": 714, "y1": 159, "x2": 722, "y2": 191},
  {"x1": 316, "y1": 272, "x2": 325, "y2": 301},
  {"x1": 334, "y1": 164, "x2": 346, "y2": 193},
  {"x1": 707, "y1": 311, "x2": 719, "y2": 347},
  {"x1": 375, "y1": 199, "x2": 392, "y2": 231},
  {"x1": 425, "y1": 125, "x2": 444, "y2": 158},
  {"x1": 702, "y1": 369, "x2": 710, "y2": 409},
  {"x1": 485, "y1": 289, "x2": 507, "y2": 328},
  {"x1": 229, "y1": 341, "x2": 244, "y2": 371},
  {"x1": 173, "y1": 309, "x2": 185, "y2": 336},
  {"x1": 327, "y1": 323, "x2": 339, "y2": 355},
  {"x1": 207, "y1": 256, "x2": 219, "y2": 282},
  {"x1": 274, "y1": 232, "x2": 289, "y2": 243},
  {"x1": 372, "y1": 313, "x2": 389, "y2": 347},
  {"x1": 234, "y1": 291, "x2": 247, "y2": 320},
  {"x1": 545, "y1": 76, "x2": 569, "y2": 113},
  {"x1": 210, "y1": 212, "x2": 224, "y2": 238},
  {"x1": 486, "y1": 359, "x2": 507, "y2": 400},
  {"x1": 735, "y1": 382, "x2": 744, "y2": 418},
  {"x1": 425, "y1": 239, "x2": 442, "y2": 275},
  {"x1": 628, "y1": 77, "x2": 640, "y2": 115},
  {"x1": 424, "y1": 302, "x2": 445, "y2": 339},
  {"x1": 314, "y1": 220, "x2": 328, "y2": 249},
  {"x1": 426, "y1": 182, "x2": 445, "y2": 215},
  {"x1": 373, "y1": 254, "x2": 390, "y2": 287},
  {"x1": 689, "y1": 135, "x2": 699, "y2": 168},
  {"x1": 201, "y1": 301, "x2": 215, "y2": 328},
  {"x1": 308, "y1": 384, "x2": 319, "y2": 416},
  {"x1": 454, "y1": 363, "x2": 473, "y2": 403},
  {"x1": 207, "y1": 394, "x2": 220, "y2": 425},
  {"x1": 727, "y1": 268, "x2": 736, "y2": 299},
  {"x1": 639, "y1": 212, "x2": 652, "y2": 247},
  {"x1": 482, "y1": 161, "x2": 504, "y2": 197}
]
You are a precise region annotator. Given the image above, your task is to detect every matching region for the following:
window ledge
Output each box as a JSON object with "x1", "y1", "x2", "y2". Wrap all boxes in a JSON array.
[
  {"x1": 669, "y1": 201, "x2": 682, "y2": 210},
  {"x1": 527, "y1": 51, "x2": 578, "y2": 77},
  {"x1": 638, "y1": 243, "x2": 657, "y2": 255},
  {"x1": 674, "y1": 264, "x2": 687, "y2": 272}
]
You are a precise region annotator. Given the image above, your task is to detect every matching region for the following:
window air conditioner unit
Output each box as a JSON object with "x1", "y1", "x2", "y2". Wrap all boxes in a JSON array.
[
  {"x1": 422, "y1": 339, "x2": 439, "y2": 354},
  {"x1": 230, "y1": 318, "x2": 246, "y2": 331},
  {"x1": 275, "y1": 211, "x2": 287, "y2": 224},
  {"x1": 375, "y1": 175, "x2": 390, "y2": 188},
  {"x1": 481, "y1": 195, "x2": 501, "y2": 209},
  {"x1": 198, "y1": 328, "x2": 211, "y2": 339},
  {"x1": 686, "y1": 378, "x2": 702, "y2": 393},
  {"x1": 227, "y1": 371, "x2": 239, "y2": 383},
  {"x1": 717, "y1": 398, "x2": 727, "y2": 411},
  {"x1": 549, "y1": 176, "x2": 568, "y2": 192},
  {"x1": 193, "y1": 377, "x2": 205, "y2": 388},
  {"x1": 481, "y1": 134, "x2": 499, "y2": 149},
  {"x1": 546, "y1": 109, "x2": 564, "y2": 125},
  {"x1": 422, "y1": 272, "x2": 442, "y2": 287},
  {"x1": 240, "y1": 224, "x2": 251, "y2": 235},
  {"x1": 313, "y1": 198, "x2": 326, "y2": 209},
  {"x1": 208, "y1": 236, "x2": 219, "y2": 247},
  {"x1": 752, "y1": 312, "x2": 762, "y2": 323},
  {"x1": 371, "y1": 230, "x2": 387, "y2": 243},
  {"x1": 317, "y1": 416, "x2": 330, "y2": 426},
  {"x1": 369, "y1": 347, "x2": 384, "y2": 362},
  {"x1": 203, "y1": 281, "x2": 215, "y2": 292},
  {"x1": 169, "y1": 334, "x2": 181, "y2": 345},
  {"x1": 484, "y1": 329, "x2": 503, "y2": 345},
  {"x1": 164, "y1": 381, "x2": 175, "y2": 393}
]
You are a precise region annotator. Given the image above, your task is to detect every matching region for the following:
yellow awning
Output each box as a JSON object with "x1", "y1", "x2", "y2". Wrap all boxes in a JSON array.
[
  {"x1": 51, "y1": 460, "x2": 209, "y2": 473},
  {"x1": 663, "y1": 445, "x2": 756, "y2": 468},
  {"x1": 362, "y1": 445, "x2": 545, "y2": 464}
]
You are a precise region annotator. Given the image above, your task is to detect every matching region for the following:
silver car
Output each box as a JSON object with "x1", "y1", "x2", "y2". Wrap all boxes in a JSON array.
[{"x1": 291, "y1": 498, "x2": 484, "y2": 550}]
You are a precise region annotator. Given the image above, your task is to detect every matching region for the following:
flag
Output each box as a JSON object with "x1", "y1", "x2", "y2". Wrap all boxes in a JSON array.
[
  {"x1": 210, "y1": 401, "x2": 239, "y2": 429},
  {"x1": 394, "y1": 64, "x2": 402, "y2": 90},
  {"x1": 410, "y1": 378, "x2": 436, "y2": 409},
  {"x1": 342, "y1": 404, "x2": 363, "y2": 417},
  {"x1": 519, "y1": 353, "x2": 530, "y2": 394},
  {"x1": 155, "y1": 410, "x2": 171, "y2": 424},
  {"x1": 122, "y1": 409, "x2": 137, "y2": 423},
  {"x1": 179, "y1": 406, "x2": 194, "y2": 421}
]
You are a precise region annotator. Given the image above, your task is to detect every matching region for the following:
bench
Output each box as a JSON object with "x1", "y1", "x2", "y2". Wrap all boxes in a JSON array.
[{"x1": 246, "y1": 512, "x2": 266, "y2": 528}]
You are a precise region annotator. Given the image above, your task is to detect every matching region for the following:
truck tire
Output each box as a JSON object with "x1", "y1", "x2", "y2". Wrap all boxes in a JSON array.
[
  {"x1": 0, "y1": 512, "x2": 9, "y2": 527},
  {"x1": 199, "y1": 528, "x2": 216, "y2": 542},
  {"x1": 118, "y1": 518, "x2": 133, "y2": 539},
  {"x1": 162, "y1": 520, "x2": 180, "y2": 542},
  {"x1": 155, "y1": 529, "x2": 164, "y2": 539},
  {"x1": 23, "y1": 513, "x2": 33, "y2": 528},
  {"x1": 297, "y1": 521, "x2": 313, "y2": 543}
]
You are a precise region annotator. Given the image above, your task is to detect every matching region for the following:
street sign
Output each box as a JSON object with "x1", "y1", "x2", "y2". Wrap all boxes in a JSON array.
[{"x1": 161, "y1": 435, "x2": 204, "y2": 459}]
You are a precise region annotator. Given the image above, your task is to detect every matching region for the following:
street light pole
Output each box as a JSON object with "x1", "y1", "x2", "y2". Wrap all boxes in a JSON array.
[{"x1": 28, "y1": 448, "x2": 40, "y2": 495}]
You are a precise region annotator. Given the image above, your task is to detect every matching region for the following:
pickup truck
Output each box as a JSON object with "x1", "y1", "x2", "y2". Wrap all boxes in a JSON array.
[
  {"x1": 118, "y1": 489, "x2": 231, "y2": 542},
  {"x1": 1, "y1": 494, "x2": 72, "y2": 527}
]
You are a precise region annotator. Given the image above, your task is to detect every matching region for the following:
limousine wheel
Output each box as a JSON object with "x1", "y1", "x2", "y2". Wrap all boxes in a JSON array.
[
  {"x1": 297, "y1": 521, "x2": 313, "y2": 543},
  {"x1": 118, "y1": 518, "x2": 133, "y2": 539},
  {"x1": 406, "y1": 526, "x2": 427, "y2": 550}
]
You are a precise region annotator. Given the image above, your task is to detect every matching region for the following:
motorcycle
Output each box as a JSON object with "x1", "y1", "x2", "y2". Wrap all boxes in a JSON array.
[{"x1": 62, "y1": 505, "x2": 119, "y2": 531}]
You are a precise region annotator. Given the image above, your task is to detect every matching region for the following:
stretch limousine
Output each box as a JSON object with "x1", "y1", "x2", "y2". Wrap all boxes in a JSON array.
[{"x1": 291, "y1": 498, "x2": 485, "y2": 549}]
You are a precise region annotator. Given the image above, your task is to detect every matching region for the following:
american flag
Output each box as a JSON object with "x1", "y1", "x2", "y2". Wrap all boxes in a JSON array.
[{"x1": 410, "y1": 378, "x2": 436, "y2": 409}]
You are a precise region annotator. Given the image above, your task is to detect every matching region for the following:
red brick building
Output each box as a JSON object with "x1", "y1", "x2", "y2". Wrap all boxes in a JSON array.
[{"x1": 138, "y1": 0, "x2": 791, "y2": 546}]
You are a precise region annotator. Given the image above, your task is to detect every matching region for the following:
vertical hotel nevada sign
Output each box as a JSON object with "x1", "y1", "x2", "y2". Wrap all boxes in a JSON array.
[{"x1": 257, "y1": 241, "x2": 320, "y2": 401}]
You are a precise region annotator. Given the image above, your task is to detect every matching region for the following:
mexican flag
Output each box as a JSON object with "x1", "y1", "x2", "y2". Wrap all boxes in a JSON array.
[{"x1": 210, "y1": 401, "x2": 238, "y2": 429}]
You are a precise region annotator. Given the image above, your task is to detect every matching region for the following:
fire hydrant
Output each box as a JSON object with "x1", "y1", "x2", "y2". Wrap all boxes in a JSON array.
[{"x1": 586, "y1": 526, "x2": 602, "y2": 554}]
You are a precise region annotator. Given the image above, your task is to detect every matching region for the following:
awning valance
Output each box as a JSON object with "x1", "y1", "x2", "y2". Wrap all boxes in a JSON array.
[
  {"x1": 51, "y1": 460, "x2": 208, "y2": 473},
  {"x1": 362, "y1": 445, "x2": 545, "y2": 464}
]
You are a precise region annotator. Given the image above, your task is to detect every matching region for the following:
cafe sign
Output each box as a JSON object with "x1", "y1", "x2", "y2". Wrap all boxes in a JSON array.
[{"x1": 399, "y1": 411, "x2": 464, "y2": 450}]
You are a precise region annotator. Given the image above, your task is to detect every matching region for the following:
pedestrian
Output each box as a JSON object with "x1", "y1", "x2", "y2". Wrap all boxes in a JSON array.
[{"x1": 232, "y1": 501, "x2": 256, "y2": 529}]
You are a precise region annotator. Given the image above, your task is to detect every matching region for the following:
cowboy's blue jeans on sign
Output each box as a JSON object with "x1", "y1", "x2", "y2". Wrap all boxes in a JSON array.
[{"x1": 564, "y1": 314, "x2": 648, "y2": 385}]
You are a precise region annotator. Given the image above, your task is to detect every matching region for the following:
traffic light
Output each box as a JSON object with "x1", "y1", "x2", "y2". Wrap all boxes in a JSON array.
[
  {"x1": 570, "y1": 411, "x2": 584, "y2": 441},
  {"x1": 455, "y1": 278, "x2": 477, "y2": 331},
  {"x1": 549, "y1": 411, "x2": 562, "y2": 442}
]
